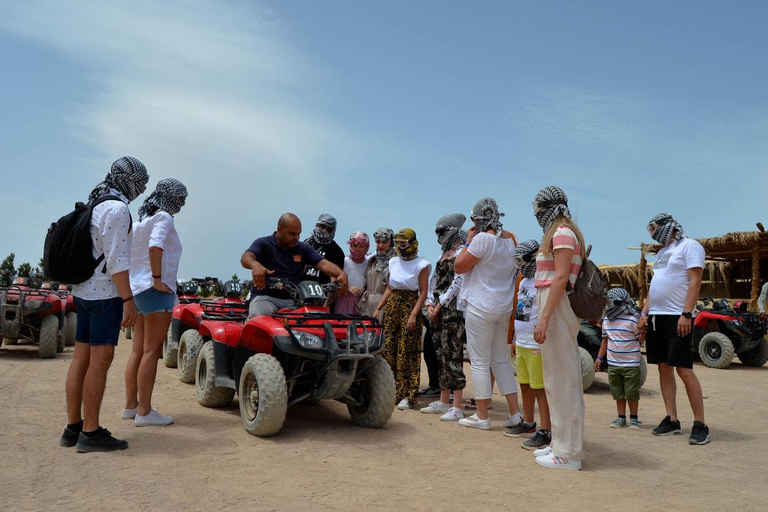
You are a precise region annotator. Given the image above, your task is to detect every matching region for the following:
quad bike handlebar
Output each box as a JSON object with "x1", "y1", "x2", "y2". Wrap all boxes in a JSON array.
[{"x1": 267, "y1": 277, "x2": 338, "y2": 306}]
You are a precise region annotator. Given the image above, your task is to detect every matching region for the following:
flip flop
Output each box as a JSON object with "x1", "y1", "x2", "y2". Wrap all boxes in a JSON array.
[{"x1": 463, "y1": 398, "x2": 493, "y2": 411}]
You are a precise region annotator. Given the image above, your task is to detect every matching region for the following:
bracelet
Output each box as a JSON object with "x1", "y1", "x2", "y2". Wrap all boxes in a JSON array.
[
  {"x1": 123, "y1": 296, "x2": 133, "y2": 303},
  {"x1": 461, "y1": 243, "x2": 470, "y2": 248},
  {"x1": 640, "y1": 313, "x2": 648, "y2": 318},
  {"x1": 152, "y1": 274, "x2": 162, "y2": 279},
  {"x1": 596, "y1": 356, "x2": 603, "y2": 362}
]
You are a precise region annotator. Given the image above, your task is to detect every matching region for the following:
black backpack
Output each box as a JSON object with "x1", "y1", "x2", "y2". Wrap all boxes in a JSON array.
[
  {"x1": 566, "y1": 245, "x2": 608, "y2": 321},
  {"x1": 43, "y1": 195, "x2": 130, "y2": 285}
]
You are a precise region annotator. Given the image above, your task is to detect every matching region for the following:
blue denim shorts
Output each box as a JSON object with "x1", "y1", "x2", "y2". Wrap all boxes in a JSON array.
[
  {"x1": 134, "y1": 287, "x2": 177, "y2": 315},
  {"x1": 74, "y1": 297, "x2": 123, "y2": 346}
]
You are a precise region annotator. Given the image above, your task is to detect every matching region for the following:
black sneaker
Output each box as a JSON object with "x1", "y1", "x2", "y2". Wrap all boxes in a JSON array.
[
  {"x1": 59, "y1": 426, "x2": 80, "y2": 447},
  {"x1": 417, "y1": 387, "x2": 441, "y2": 397},
  {"x1": 75, "y1": 427, "x2": 129, "y2": 453},
  {"x1": 503, "y1": 421, "x2": 537, "y2": 438},
  {"x1": 652, "y1": 415, "x2": 682, "y2": 436},
  {"x1": 521, "y1": 429, "x2": 551, "y2": 450},
  {"x1": 688, "y1": 421, "x2": 711, "y2": 445}
]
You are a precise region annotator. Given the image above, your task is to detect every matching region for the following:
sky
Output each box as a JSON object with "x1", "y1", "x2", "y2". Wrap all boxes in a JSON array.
[{"x1": 1, "y1": 0, "x2": 767, "y2": 281}]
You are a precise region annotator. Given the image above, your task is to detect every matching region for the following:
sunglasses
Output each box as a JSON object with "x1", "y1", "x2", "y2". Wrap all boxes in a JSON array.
[{"x1": 532, "y1": 199, "x2": 566, "y2": 214}]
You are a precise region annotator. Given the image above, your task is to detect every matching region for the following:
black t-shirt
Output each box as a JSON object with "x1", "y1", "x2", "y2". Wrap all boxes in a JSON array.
[
  {"x1": 246, "y1": 233, "x2": 324, "y2": 299},
  {"x1": 302, "y1": 239, "x2": 344, "y2": 285}
]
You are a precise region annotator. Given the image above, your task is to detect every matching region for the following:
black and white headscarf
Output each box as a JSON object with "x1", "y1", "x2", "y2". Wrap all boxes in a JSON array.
[
  {"x1": 647, "y1": 213, "x2": 683, "y2": 246},
  {"x1": 138, "y1": 178, "x2": 188, "y2": 220},
  {"x1": 88, "y1": 156, "x2": 149, "y2": 203},
  {"x1": 372, "y1": 227, "x2": 395, "y2": 274},
  {"x1": 605, "y1": 287, "x2": 635, "y2": 321},
  {"x1": 471, "y1": 198, "x2": 504, "y2": 235},
  {"x1": 533, "y1": 186, "x2": 571, "y2": 231},
  {"x1": 513, "y1": 239, "x2": 540, "y2": 278},
  {"x1": 436, "y1": 213, "x2": 466, "y2": 251},
  {"x1": 307, "y1": 213, "x2": 337, "y2": 245}
]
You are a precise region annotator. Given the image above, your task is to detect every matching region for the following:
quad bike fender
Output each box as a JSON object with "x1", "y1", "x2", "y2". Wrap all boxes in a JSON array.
[
  {"x1": 239, "y1": 317, "x2": 286, "y2": 355},
  {"x1": 199, "y1": 320, "x2": 243, "y2": 348},
  {"x1": 693, "y1": 311, "x2": 734, "y2": 328},
  {"x1": 178, "y1": 304, "x2": 204, "y2": 330}
]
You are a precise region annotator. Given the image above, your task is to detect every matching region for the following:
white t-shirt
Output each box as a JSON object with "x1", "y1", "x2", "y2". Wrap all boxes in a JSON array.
[
  {"x1": 459, "y1": 232, "x2": 518, "y2": 315},
  {"x1": 343, "y1": 255, "x2": 371, "y2": 289},
  {"x1": 388, "y1": 257, "x2": 431, "y2": 291},
  {"x1": 514, "y1": 277, "x2": 538, "y2": 349},
  {"x1": 130, "y1": 211, "x2": 183, "y2": 299},
  {"x1": 648, "y1": 238, "x2": 705, "y2": 315}
]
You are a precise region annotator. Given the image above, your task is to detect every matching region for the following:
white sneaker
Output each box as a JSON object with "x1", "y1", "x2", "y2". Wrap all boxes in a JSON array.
[
  {"x1": 121, "y1": 407, "x2": 138, "y2": 420},
  {"x1": 134, "y1": 408, "x2": 174, "y2": 427},
  {"x1": 533, "y1": 445, "x2": 553, "y2": 457},
  {"x1": 396, "y1": 398, "x2": 411, "y2": 410},
  {"x1": 502, "y1": 412, "x2": 523, "y2": 428},
  {"x1": 458, "y1": 413, "x2": 491, "y2": 430},
  {"x1": 535, "y1": 453, "x2": 582, "y2": 470},
  {"x1": 439, "y1": 407, "x2": 464, "y2": 422},
  {"x1": 420, "y1": 400, "x2": 450, "y2": 414}
]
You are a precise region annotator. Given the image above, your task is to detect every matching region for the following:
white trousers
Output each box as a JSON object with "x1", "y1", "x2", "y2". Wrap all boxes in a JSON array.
[
  {"x1": 465, "y1": 304, "x2": 517, "y2": 400},
  {"x1": 538, "y1": 287, "x2": 584, "y2": 461}
]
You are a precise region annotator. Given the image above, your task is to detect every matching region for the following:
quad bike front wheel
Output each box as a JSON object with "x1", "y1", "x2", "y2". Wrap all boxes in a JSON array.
[
  {"x1": 239, "y1": 353, "x2": 288, "y2": 437},
  {"x1": 38, "y1": 315, "x2": 59, "y2": 359},
  {"x1": 178, "y1": 329, "x2": 203, "y2": 383},
  {"x1": 124, "y1": 326, "x2": 133, "y2": 339},
  {"x1": 163, "y1": 325, "x2": 178, "y2": 368},
  {"x1": 196, "y1": 341, "x2": 235, "y2": 407},
  {"x1": 65, "y1": 312, "x2": 77, "y2": 346},
  {"x1": 698, "y1": 332, "x2": 735, "y2": 369},
  {"x1": 346, "y1": 356, "x2": 396, "y2": 428},
  {"x1": 737, "y1": 337, "x2": 768, "y2": 367},
  {"x1": 579, "y1": 347, "x2": 595, "y2": 391}
]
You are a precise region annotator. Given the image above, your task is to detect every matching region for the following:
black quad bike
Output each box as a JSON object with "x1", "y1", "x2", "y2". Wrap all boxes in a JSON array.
[
  {"x1": 693, "y1": 298, "x2": 768, "y2": 369},
  {"x1": 577, "y1": 320, "x2": 648, "y2": 391}
]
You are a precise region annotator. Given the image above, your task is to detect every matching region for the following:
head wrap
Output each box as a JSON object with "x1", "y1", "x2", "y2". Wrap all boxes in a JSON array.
[
  {"x1": 88, "y1": 156, "x2": 149, "y2": 203},
  {"x1": 435, "y1": 213, "x2": 467, "y2": 251},
  {"x1": 308, "y1": 213, "x2": 337, "y2": 245},
  {"x1": 394, "y1": 228, "x2": 419, "y2": 261},
  {"x1": 347, "y1": 231, "x2": 370, "y2": 263},
  {"x1": 605, "y1": 287, "x2": 635, "y2": 321},
  {"x1": 138, "y1": 178, "x2": 188, "y2": 220},
  {"x1": 471, "y1": 198, "x2": 504, "y2": 235},
  {"x1": 533, "y1": 186, "x2": 571, "y2": 231},
  {"x1": 372, "y1": 227, "x2": 395, "y2": 274},
  {"x1": 513, "y1": 239, "x2": 540, "y2": 279},
  {"x1": 647, "y1": 213, "x2": 683, "y2": 246}
]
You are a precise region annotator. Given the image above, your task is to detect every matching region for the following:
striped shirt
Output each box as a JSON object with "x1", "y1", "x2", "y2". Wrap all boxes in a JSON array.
[
  {"x1": 601, "y1": 314, "x2": 641, "y2": 367},
  {"x1": 534, "y1": 225, "x2": 582, "y2": 289}
]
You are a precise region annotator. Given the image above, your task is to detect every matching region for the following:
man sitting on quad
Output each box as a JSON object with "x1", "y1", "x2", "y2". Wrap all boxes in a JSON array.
[{"x1": 241, "y1": 213, "x2": 349, "y2": 318}]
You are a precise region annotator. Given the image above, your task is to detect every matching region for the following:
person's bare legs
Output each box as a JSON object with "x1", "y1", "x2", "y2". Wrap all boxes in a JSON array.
[
  {"x1": 520, "y1": 383, "x2": 535, "y2": 423},
  {"x1": 677, "y1": 367, "x2": 705, "y2": 423},
  {"x1": 657, "y1": 363, "x2": 678, "y2": 421},
  {"x1": 533, "y1": 388, "x2": 551, "y2": 430},
  {"x1": 124, "y1": 315, "x2": 145, "y2": 410},
  {"x1": 476, "y1": 398, "x2": 491, "y2": 420},
  {"x1": 629, "y1": 400, "x2": 639, "y2": 417},
  {"x1": 82, "y1": 345, "x2": 116, "y2": 431},
  {"x1": 137, "y1": 312, "x2": 172, "y2": 416},
  {"x1": 504, "y1": 392, "x2": 521, "y2": 417},
  {"x1": 616, "y1": 398, "x2": 627, "y2": 417},
  {"x1": 66, "y1": 342, "x2": 91, "y2": 425}
]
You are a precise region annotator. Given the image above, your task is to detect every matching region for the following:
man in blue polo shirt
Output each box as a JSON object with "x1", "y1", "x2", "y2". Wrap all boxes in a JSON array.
[{"x1": 241, "y1": 212, "x2": 348, "y2": 318}]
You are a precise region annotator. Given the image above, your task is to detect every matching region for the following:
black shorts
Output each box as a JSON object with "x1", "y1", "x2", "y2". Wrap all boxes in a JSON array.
[{"x1": 646, "y1": 314, "x2": 693, "y2": 368}]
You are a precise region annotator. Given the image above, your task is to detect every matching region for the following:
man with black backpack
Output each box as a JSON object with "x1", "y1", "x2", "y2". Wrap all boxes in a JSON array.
[{"x1": 57, "y1": 156, "x2": 149, "y2": 453}]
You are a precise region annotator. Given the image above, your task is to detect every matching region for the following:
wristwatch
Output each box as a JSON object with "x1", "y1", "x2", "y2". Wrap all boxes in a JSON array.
[{"x1": 681, "y1": 311, "x2": 692, "y2": 319}]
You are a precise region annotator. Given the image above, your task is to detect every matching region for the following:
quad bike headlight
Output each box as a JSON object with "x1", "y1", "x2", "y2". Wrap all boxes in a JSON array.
[
  {"x1": 296, "y1": 332, "x2": 324, "y2": 350},
  {"x1": 366, "y1": 330, "x2": 378, "y2": 344}
]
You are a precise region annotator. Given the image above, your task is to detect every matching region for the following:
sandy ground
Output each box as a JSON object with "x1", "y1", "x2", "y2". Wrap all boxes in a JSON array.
[{"x1": 1, "y1": 334, "x2": 767, "y2": 512}]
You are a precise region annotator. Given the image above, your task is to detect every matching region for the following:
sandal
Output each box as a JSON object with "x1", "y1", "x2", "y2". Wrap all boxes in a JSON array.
[{"x1": 463, "y1": 398, "x2": 493, "y2": 411}]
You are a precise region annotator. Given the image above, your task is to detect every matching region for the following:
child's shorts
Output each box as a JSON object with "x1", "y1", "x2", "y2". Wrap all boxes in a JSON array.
[
  {"x1": 516, "y1": 346, "x2": 544, "y2": 389},
  {"x1": 607, "y1": 365, "x2": 642, "y2": 401}
]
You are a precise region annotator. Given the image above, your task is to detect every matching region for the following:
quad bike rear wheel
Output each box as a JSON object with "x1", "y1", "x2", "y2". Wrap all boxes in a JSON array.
[
  {"x1": 638, "y1": 357, "x2": 648, "y2": 387},
  {"x1": 65, "y1": 312, "x2": 77, "y2": 346},
  {"x1": 38, "y1": 315, "x2": 59, "y2": 359},
  {"x1": 196, "y1": 341, "x2": 235, "y2": 407},
  {"x1": 346, "y1": 356, "x2": 396, "y2": 428},
  {"x1": 239, "y1": 353, "x2": 288, "y2": 437},
  {"x1": 698, "y1": 332, "x2": 735, "y2": 369},
  {"x1": 124, "y1": 326, "x2": 133, "y2": 339},
  {"x1": 579, "y1": 347, "x2": 595, "y2": 390},
  {"x1": 163, "y1": 325, "x2": 178, "y2": 368},
  {"x1": 737, "y1": 337, "x2": 768, "y2": 367},
  {"x1": 178, "y1": 329, "x2": 203, "y2": 383}
]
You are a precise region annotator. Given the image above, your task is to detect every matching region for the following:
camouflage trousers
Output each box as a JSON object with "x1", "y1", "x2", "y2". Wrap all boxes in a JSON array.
[{"x1": 432, "y1": 303, "x2": 466, "y2": 390}]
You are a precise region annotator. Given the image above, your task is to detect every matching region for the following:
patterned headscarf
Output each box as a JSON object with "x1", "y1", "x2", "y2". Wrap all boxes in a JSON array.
[
  {"x1": 347, "y1": 231, "x2": 370, "y2": 263},
  {"x1": 605, "y1": 287, "x2": 635, "y2": 321},
  {"x1": 88, "y1": 156, "x2": 149, "y2": 203},
  {"x1": 513, "y1": 239, "x2": 540, "y2": 279},
  {"x1": 138, "y1": 178, "x2": 188, "y2": 220},
  {"x1": 308, "y1": 213, "x2": 337, "y2": 245},
  {"x1": 647, "y1": 213, "x2": 684, "y2": 246},
  {"x1": 533, "y1": 186, "x2": 571, "y2": 231},
  {"x1": 372, "y1": 227, "x2": 395, "y2": 274},
  {"x1": 471, "y1": 198, "x2": 504, "y2": 235},
  {"x1": 435, "y1": 213, "x2": 467, "y2": 251},
  {"x1": 394, "y1": 228, "x2": 419, "y2": 261}
]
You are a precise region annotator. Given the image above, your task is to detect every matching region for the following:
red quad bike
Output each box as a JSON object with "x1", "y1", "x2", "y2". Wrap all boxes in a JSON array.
[
  {"x1": 166, "y1": 279, "x2": 246, "y2": 381},
  {"x1": 1, "y1": 276, "x2": 66, "y2": 357},
  {"x1": 693, "y1": 298, "x2": 768, "y2": 369},
  {"x1": 54, "y1": 283, "x2": 77, "y2": 346},
  {"x1": 193, "y1": 278, "x2": 395, "y2": 437}
]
